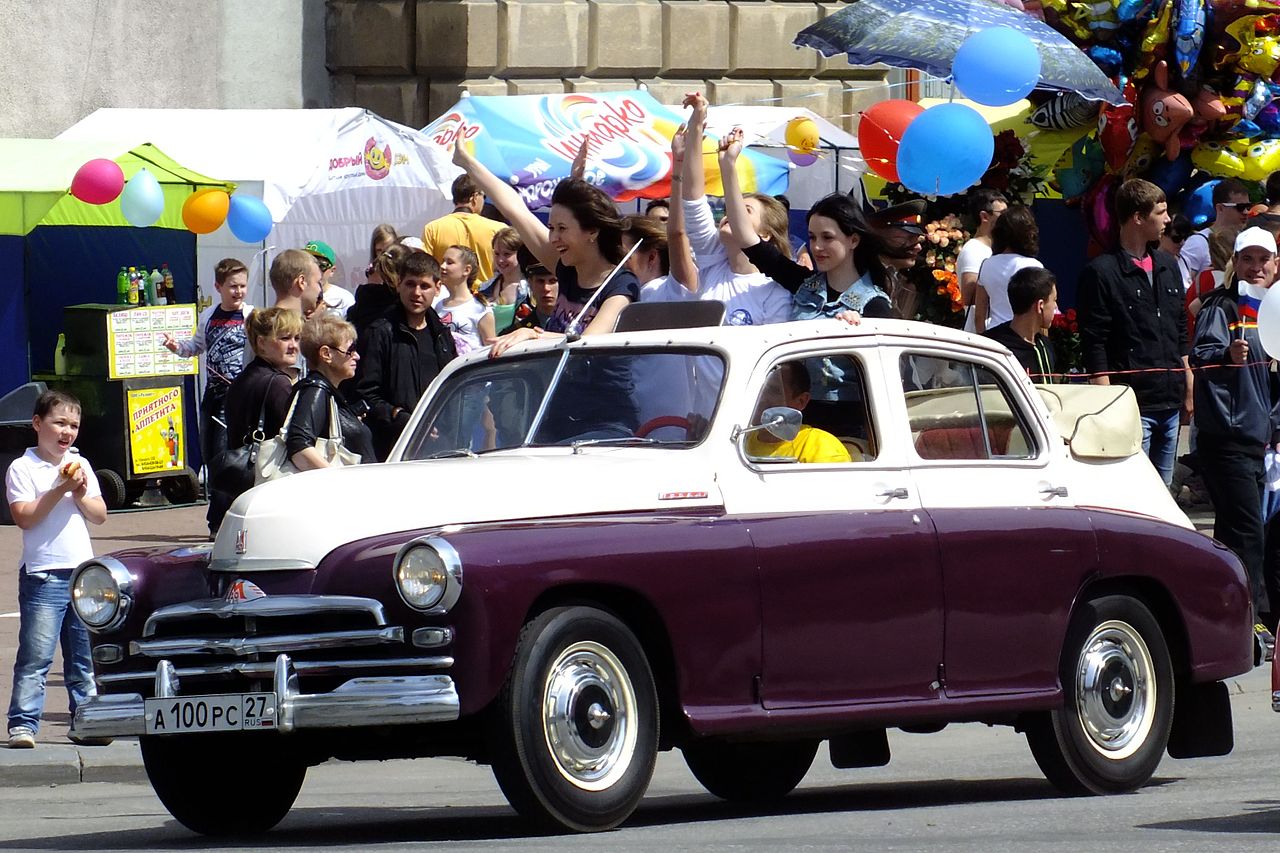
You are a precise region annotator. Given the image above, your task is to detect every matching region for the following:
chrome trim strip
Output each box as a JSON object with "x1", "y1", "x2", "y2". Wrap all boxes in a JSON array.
[
  {"x1": 75, "y1": 655, "x2": 461, "y2": 737},
  {"x1": 142, "y1": 595, "x2": 386, "y2": 637},
  {"x1": 130, "y1": 627, "x2": 405, "y2": 658},
  {"x1": 209, "y1": 557, "x2": 316, "y2": 572},
  {"x1": 95, "y1": 656, "x2": 455, "y2": 685}
]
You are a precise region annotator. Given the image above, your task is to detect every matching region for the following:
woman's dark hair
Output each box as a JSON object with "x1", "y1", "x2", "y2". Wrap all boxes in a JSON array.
[
  {"x1": 992, "y1": 205, "x2": 1040, "y2": 257},
  {"x1": 1164, "y1": 213, "x2": 1194, "y2": 245},
  {"x1": 550, "y1": 178, "x2": 625, "y2": 264},
  {"x1": 806, "y1": 193, "x2": 890, "y2": 290},
  {"x1": 373, "y1": 243, "x2": 415, "y2": 291},
  {"x1": 369, "y1": 224, "x2": 398, "y2": 262},
  {"x1": 622, "y1": 216, "x2": 670, "y2": 275}
]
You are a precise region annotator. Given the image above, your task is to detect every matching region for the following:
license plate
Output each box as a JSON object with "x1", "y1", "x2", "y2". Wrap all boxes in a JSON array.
[{"x1": 144, "y1": 694, "x2": 277, "y2": 734}]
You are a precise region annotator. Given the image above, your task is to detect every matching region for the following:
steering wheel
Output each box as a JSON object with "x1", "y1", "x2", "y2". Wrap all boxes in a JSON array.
[{"x1": 634, "y1": 415, "x2": 692, "y2": 439}]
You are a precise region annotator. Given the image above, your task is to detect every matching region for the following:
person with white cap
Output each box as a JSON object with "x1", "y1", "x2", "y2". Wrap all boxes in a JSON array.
[{"x1": 1191, "y1": 224, "x2": 1280, "y2": 659}]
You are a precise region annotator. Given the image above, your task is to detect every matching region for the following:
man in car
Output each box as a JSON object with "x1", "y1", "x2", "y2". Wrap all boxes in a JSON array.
[
  {"x1": 499, "y1": 249, "x2": 559, "y2": 336},
  {"x1": 746, "y1": 362, "x2": 853, "y2": 463}
]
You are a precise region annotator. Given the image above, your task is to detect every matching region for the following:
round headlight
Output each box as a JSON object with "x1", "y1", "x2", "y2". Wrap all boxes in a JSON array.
[
  {"x1": 394, "y1": 538, "x2": 462, "y2": 612},
  {"x1": 73, "y1": 564, "x2": 121, "y2": 628}
]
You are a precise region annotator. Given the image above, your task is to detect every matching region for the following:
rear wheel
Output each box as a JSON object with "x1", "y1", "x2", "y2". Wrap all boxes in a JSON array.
[
  {"x1": 683, "y1": 739, "x2": 819, "y2": 802},
  {"x1": 95, "y1": 468, "x2": 127, "y2": 510},
  {"x1": 159, "y1": 467, "x2": 199, "y2": 504},
  {"x1": 141, "y1": 733, "x2": 306, "y2": 835},
  {"x1": 1025, "y1": 595, "x2": 1174, "y2": 795},
  {"x1": 488, "y1": 606, "x2": 659, "y2": 832}
]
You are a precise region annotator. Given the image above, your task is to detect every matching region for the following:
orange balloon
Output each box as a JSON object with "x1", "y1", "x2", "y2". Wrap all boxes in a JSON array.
[
  {"x1": 858, "y1": 100, "x2": 925, "y2": 183},
  {"x1": 181, "y1": 189, "x2": 230, "y2": 234}
]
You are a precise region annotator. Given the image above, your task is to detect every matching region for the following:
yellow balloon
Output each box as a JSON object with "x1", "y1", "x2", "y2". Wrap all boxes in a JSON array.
[
  {"x1": 182, "y1": 188, "x2": 230, "y2": 234},
  {"x1": 785, "y1": 116, "x2": 820, "y2": 154}
]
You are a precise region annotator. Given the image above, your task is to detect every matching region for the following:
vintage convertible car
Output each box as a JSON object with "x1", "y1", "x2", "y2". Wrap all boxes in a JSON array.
[{"x1": 71, "y1": 318, "x2": 1252, "y2": 835}]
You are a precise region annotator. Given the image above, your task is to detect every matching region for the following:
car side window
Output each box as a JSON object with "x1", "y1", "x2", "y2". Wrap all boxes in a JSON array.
[
  {"x1": 899, "y1": 353, "x2": 1036, "y2": 461},
  {"x1": 746, "y1": 355, "x2": 877, "y2": 464}
]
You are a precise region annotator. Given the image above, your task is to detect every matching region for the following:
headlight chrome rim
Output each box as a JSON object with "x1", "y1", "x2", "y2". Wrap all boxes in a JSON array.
[
  {"x1": 393, "y1": 536, "x2": 463, "y2": 613},
  {"x1": 70, "y1": 557, "x2": 133, "y2": 632}
]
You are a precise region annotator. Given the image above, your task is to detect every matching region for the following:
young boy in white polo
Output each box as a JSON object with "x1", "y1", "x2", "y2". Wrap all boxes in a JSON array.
[{"x1": 6, "y1": 390, "x2": 108, "y2": 748}]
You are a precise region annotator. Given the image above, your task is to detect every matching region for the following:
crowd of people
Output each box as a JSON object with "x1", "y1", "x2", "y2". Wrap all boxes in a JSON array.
[{"x1": 17, "y1": 93, "x2": 1280, "y2": 751}]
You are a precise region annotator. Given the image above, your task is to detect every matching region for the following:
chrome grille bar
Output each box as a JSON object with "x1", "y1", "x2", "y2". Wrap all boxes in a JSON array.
[
  {"x1": 130, "y1": 627, "x2": 405, "y2": 658},
  {"x1": 142, "y1": 595, "x2": 387, "y2": 637},
  {"x1": 96, "y1": 655, "x2": 454, "y2": 685}
]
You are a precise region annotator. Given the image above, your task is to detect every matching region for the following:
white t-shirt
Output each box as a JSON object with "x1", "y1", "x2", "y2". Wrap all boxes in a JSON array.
[
  {"x1": 323, "y1": 285, "x2": 356, "y2": 318},
  {"x1": 1179, "y1": 227, "x2": 1213, "y2": 289},
  {"x1": 6, "y1": 448, "x2": 101, "y2": 573},
  {"x1": 434, "y1": 294, "x2": 493, "y2": 355},
  {"x1": 677, "y1": 196, "x2": 791, "y2": 326},
  {"x1": 977, "y1": 253, "x2": 1043, "y2": 330},
  {"x1": 957, "y1": 239, "x2": 993, "y2": 333}
]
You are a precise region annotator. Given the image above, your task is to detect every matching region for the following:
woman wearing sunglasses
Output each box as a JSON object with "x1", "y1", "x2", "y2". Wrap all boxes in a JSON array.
[{"x1": 286, "y1": 315, "x2": 375, "y2": 470}]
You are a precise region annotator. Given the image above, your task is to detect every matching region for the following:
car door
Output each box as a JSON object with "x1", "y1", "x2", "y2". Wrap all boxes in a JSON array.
[
  {"x1": 719, "y1": 345, "x2": 945, "y2": 709},
  {"x1": 889, "y1": 347, "x2": 1098, "y2": 698}
]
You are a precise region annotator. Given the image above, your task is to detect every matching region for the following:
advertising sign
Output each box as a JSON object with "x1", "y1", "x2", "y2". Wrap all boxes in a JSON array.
[{"x1": 126, "y1": 386, "x2": 185, "y2": 476}]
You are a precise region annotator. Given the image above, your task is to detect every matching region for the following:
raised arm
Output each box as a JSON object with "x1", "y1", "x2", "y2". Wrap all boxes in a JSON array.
[
  {"x1": 452, "y1": 144, "x2": 557, "y2": 272},
  {"x1": 717, "y1": 127, "x2": 758, "y2": 252},
  {"x1": 667, "y1": 124, "x2": 699, "y2": 292},
  {"x1": 681, "y1": 93, "x2": 708, "y2": 203}
]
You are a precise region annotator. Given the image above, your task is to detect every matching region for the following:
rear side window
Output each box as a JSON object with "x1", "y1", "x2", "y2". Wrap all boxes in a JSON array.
[{"x1": 899, "y1": 354, "x2": 1036, "y2": 461}]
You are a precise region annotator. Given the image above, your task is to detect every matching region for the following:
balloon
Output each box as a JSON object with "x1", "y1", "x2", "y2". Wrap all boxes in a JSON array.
[
  {"x1": 1147, "y1": 150, "x2": 1194, "y2": 197},
  {"x1": 1259, "y1": 282, "x2": 1280, "y2": 359},
  {"x1": 952, "y1": 27, "x2": 1042, "y2": 107},
  {"x1": 226, "y1": 194, "x2": 274, "y2": 243},
  {"x1": 897, "y1": 104, "x2": 994, "y2": 197},
  {"x1": 789, "y1": 150, "x2": 818, "y2": 166},
  {"x1": 858, "y1": 99, "x2": 924, "y2": 182},
  {"x1": 785, "y1": 116, "x2": 820, "y2": 154},
  {"x1": 118, "y1": 169, "x2": 164, "y2": 227},
  {"x1": 70, "y1": 158, "x2": 124, "y2": 205},
  {"x1": 181, "y1": 188, "x2": 230, "y2": 234},
  {"x1": 1183, "y1": 179, "x2": 1219, "y2": 227}
]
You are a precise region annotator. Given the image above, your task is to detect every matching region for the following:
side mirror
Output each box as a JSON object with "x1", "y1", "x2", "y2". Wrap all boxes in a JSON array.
[{"x1": 731, "y1": 406, "x2": 803, "y2": 443}]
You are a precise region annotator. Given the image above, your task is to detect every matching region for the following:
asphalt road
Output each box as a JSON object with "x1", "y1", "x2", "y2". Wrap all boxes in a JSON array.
[{"x1": 0, "y1": 666, "x2": 1275, "y2": 852}]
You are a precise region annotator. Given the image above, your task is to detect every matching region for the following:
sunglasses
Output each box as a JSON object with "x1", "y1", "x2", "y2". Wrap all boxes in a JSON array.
[
  {"x1": 327, "y1": 343, "x2": 357, "y2": 358},
  {"x1": 1222, "y1": 202, "x2": 1253, "y2": 213}
]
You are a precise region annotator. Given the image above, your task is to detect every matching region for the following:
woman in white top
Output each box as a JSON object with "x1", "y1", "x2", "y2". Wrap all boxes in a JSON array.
[
  {"x1": 670, "y1": 93, "x2": 792, "y2": 326},
  {"x1": 974, "y1": 205, "x2": 1043, "y2": 333},
  {"x1": 434, "y1": 245, "x2": 496, "y2": 354}
]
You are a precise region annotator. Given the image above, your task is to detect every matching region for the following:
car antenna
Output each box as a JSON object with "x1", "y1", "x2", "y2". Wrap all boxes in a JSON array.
[{"x1": 565, "y1": 237, "x2": 644, "y2": 343}]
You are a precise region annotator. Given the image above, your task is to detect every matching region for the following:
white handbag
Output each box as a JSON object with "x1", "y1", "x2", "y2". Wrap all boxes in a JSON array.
[{"x1": 254, "y1": 391, "x2": 360, "y2": 484}]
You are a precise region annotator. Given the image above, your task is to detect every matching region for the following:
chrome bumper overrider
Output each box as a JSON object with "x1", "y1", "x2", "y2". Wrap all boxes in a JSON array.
[{"x1": 73, "y1": 653, "x2": 460, "y2": 737}]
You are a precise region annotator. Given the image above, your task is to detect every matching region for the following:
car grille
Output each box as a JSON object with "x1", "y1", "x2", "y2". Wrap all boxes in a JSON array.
[{"x1": 98, "y1": 595, "x2": 451, "y2": 696}]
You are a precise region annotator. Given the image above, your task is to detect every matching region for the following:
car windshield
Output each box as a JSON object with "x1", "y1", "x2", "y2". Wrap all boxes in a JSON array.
[{"x1": 400, "y1": 348, "x2": 726, "y2": 459}]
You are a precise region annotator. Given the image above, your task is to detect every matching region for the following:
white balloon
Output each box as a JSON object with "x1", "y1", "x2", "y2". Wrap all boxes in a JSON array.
[{"x1": 1257, "y1": 282, "x2": 1280, "y2": 359}]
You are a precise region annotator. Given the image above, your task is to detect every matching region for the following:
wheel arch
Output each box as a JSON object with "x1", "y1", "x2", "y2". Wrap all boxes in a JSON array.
[
  {"x1": 1070, "y1": 576, "x2": 1191, "y2": 679},
  {"x1": 524, "y1": 583, "x2": 689, "y2": 748}
]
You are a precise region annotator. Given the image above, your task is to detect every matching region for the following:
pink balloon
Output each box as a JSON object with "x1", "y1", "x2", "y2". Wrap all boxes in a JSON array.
[{"x1": 70, "y1": 158, "x2": 125, "y2": 205}]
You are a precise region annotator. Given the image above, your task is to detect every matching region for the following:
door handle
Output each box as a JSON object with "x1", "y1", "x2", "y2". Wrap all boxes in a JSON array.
[
  {"x1": 876, "y1": 487, "x2": 909, "y2": 500},
  {"x1": 1040, "y1": 485, "x2": 1069, "y2": 498}
]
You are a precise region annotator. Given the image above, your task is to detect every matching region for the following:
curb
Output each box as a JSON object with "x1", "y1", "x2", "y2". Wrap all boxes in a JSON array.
[{"x1": 0, "y1": 740, "x2": 145, "y2": 787}]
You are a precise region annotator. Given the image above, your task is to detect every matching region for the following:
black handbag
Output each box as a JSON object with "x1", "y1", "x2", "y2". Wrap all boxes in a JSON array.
[{"x1": 209, "y1": 398, "x2": 268, "y2": 497}]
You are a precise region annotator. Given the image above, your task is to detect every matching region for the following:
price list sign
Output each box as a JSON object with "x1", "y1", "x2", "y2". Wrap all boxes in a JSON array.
[{"x1": 107, "y1": 305, "x2": 198, "y2": 379}]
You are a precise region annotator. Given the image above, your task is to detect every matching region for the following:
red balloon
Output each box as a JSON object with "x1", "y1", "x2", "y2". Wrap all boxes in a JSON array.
[
  {"x1": 858, "y1": 100, "x2": 924, "y2": 183},
  {"x1": 70, "y1": 158, "x2": 125, "y2": 205}
]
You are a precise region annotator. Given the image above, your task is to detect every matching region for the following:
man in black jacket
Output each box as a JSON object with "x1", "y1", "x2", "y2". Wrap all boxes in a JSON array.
[
  {"x1": 1192, "y1": 225, "x2": 1280, "y2": 653},
  {"x1": 1078, "y1": 179, "x2": 1192, "y2": 487},
  {"x1": 354, "y1": 252, "x2": 456, "y2": 460}
]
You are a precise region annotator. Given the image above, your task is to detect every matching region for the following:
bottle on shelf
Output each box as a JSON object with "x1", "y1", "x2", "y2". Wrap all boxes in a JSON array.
[
  {"x1": 161, "y1": 263, "x2": 174, "y2": 303},
  {"x1": 116, "y1": 267, "x2": 129, "y2": 305},
  {"x1": 54, "y1": 334, "x2": 66, "y2": 376},
  {"x1": 127, "y1": 266, "x2": 140, "y2": 305},
  {"x1": 147, "y1": 268, "x2": 163, "y2": 305}
]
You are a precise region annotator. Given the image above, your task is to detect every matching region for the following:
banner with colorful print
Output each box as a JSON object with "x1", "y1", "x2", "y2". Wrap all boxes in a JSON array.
[
  {"x1": 423, "y1": 90, "x2": 790, "y2": 209},
  {"x1": 126, "y1": 386, "x2": 185, "y2": 476}
]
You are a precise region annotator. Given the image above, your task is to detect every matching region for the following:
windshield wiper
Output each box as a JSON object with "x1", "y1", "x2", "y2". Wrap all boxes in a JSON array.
[
  {"x1": 569, "y1": 436, "x2": 666, "y2": 454},
  {"x1": 420, "y1": 448, "x2": 477, "y2": 460}
]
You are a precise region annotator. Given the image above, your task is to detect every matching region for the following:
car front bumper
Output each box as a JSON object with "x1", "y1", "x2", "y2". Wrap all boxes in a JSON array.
[{"x1": 73, "y1": 653, "x2": 460, "y2": 737}]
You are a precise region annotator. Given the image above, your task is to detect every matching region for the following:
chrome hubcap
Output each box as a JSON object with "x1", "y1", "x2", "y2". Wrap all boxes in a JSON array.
[
  {"x1": 542, "y1": 640, "x2": 637, "y2": 791},
  {"x1": 1074, "y1": 620, "x2": 1156, "y2": 760}
]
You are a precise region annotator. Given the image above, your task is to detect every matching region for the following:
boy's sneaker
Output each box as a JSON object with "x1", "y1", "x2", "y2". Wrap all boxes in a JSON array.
[{"x1": 7, "y1": 728, "x2": 35, "y2": 749}]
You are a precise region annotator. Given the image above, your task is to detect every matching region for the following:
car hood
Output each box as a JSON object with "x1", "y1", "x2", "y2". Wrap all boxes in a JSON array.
[{"x1": 211, "y1": 451, "x2": 722, "y2": 571}]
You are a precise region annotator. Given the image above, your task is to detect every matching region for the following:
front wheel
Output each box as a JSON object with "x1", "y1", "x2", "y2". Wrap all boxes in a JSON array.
[
  {"x1": 1025, "y1": 595, "x2": 1174, "y2": 795},
  {"x1": 683, "y1": 739, "x2": 819, "y2": 802},
  {"x1": 140, "y1": 733, "x2": 306, "y2": 835},
  {"x1": 488, "y1": 606, "x2": 659, "y2": 832}
]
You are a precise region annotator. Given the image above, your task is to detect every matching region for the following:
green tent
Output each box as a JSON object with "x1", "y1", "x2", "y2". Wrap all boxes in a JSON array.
[{"x1": 0, "y1": 139, "x2": 234, "y2": 235}]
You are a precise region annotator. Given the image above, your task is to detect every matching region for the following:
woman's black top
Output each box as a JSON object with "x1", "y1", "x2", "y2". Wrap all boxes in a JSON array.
[
  {"x1": 285, "y1": 372, "x2": 376, "y2": 464},
  {"x1": 224, "y1": 357, "x2": 294, "y2": 449}
]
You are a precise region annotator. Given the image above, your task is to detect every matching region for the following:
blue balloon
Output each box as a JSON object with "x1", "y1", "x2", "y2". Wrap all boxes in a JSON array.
[
  {"x1": 897, "y1": 104, "x2": 994, "y2": 197},
  {"x1": 119, "y1": 168, "x2": 164, "y2": 227},
  {"x1": 226, "y1": 194, "x2": 273, "y2": 243},
  {"x1": 1183, "y1": 179, "x2": 1219, "y2": 227},
  {"x1": 1146, "y1": 150, "x2": 1194, "y2": 199},
  {"x1": 953, "y1": 27, "x2": 1042, "y2": 107}
]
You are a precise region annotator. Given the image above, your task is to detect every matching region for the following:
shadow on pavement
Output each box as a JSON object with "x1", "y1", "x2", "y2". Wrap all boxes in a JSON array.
[
  {"x1": 1140, "y1": 800, "x2": 1280, "y2": 834},
  {"x1": 5, "y1": 775, "x2": 1176, "y2": 848}
]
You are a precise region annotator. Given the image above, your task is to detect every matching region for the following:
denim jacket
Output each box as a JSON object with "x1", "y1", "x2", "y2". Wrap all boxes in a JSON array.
[{"x1": 791, "y1": 271, "x2": 889, "y2": 321}]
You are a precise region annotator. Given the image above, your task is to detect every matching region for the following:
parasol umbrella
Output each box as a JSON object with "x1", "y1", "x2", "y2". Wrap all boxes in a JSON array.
[{"x1": 794, "y1": 0, "x2": 1125, "y2": 106}]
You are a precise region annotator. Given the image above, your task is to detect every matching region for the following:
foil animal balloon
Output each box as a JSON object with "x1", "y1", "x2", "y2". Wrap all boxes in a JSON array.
[
  {"x1": 1142, "y1": 62, "x2": 1195, "y2": 159},
  {"x1": 1174, "y1": 0, "x2": 1208, "y2": 76},
  {"x1": 1099, "y1": 81, "x2": 1140, "y2": 171},
  {"x1": 1192, "y1": 137, "x2": 1250, "y2": 176},
  {"x1": 1225, "y1": 15, "x2": 1280, "y2": 78},
  {"x1": 1030, "y1": 92, "x2": 1102, "y2": 129}
]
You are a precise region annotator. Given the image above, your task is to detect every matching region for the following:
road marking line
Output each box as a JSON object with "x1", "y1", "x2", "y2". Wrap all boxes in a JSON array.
[{"x1": 0, "y1": 612, "x2": 19, "y2": 618}]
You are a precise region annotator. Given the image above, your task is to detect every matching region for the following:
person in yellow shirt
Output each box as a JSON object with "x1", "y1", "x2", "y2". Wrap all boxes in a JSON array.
[
  {"x1": 422, "y1": 175, "x2": 508, "y2": 284},
  {"x1": 746, "y1": 362, "x2": 855, "y2": 464}
]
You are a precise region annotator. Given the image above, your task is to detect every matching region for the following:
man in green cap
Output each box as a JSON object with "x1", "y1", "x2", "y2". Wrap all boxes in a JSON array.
[{"x1": 304, "y1": 240, "x2": 355, "y2": 317}]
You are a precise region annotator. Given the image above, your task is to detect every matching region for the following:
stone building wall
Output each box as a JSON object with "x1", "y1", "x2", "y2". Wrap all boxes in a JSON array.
[{"x1": 327, "y1": 0, "x2": 891, "y2": 132}]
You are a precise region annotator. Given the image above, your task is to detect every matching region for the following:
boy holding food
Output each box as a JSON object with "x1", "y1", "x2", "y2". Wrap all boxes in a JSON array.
[{"x1": 5, "y1": 390, "x2": 108, "y2": 749}]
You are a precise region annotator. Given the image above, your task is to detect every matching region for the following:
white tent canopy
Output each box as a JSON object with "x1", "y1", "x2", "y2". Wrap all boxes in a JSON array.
[
  {"x1": 58, "y1": 108, "x2": 458, "y2": 304},
  {"x1": 695, "y1": 105, "x2": 865, "y2": 210}
]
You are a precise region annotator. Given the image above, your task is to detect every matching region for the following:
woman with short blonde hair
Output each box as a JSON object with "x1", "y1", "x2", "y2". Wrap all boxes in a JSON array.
[{"x1": 285, "y1": 316, "x2": 375, "y2": 470}]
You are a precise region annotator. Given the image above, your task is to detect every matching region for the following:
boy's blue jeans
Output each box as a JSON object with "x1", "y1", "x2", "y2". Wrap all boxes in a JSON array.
[{"x1": 7, "y1": 569, "x2": 96, "y2": 735}]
